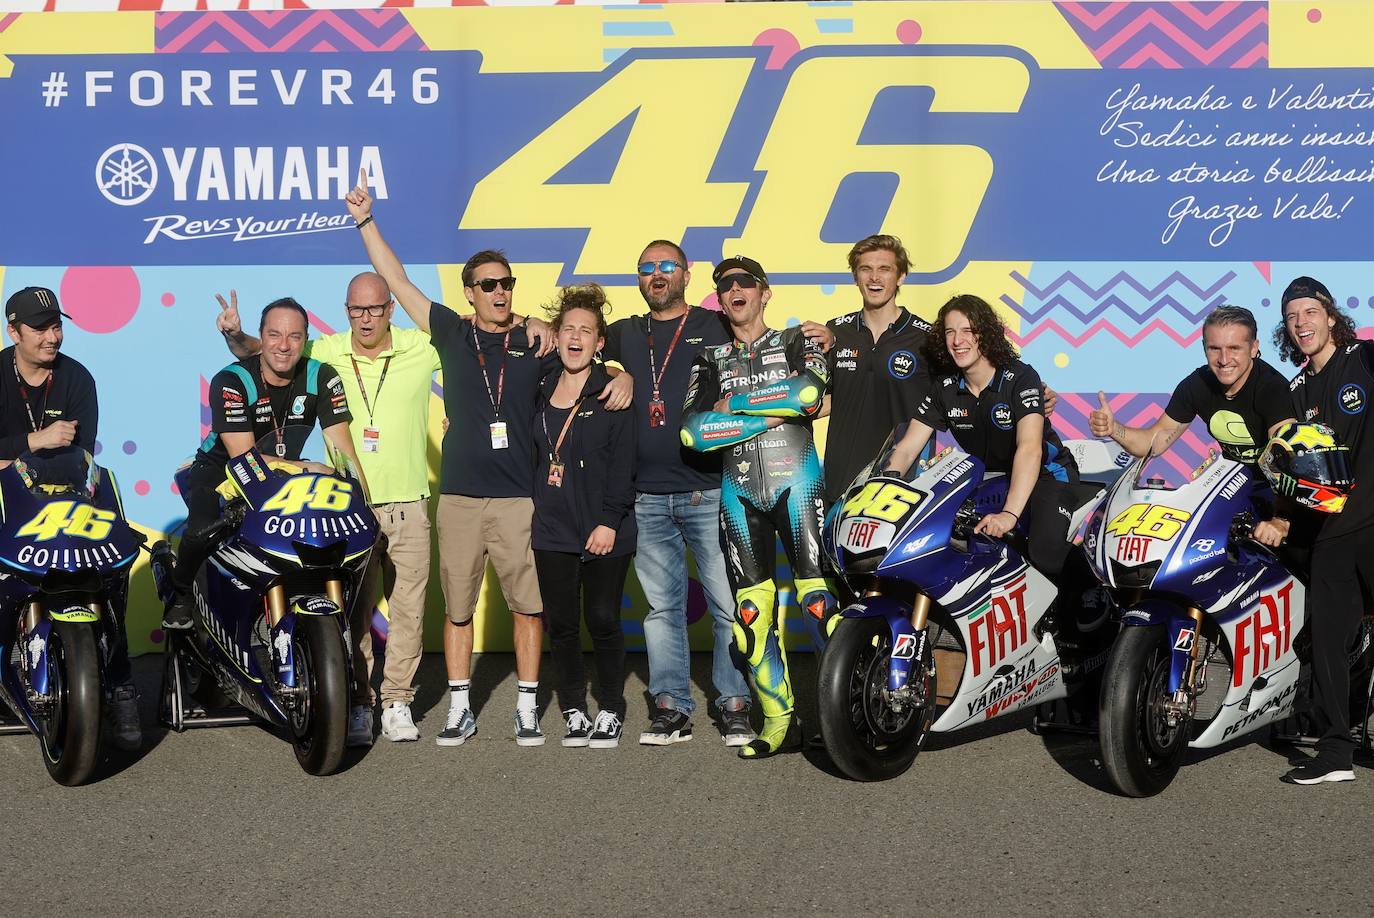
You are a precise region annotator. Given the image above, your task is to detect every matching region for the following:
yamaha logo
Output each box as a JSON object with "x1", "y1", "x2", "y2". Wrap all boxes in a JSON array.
[
  {"x1": 96, "y1": 142, "x2": 158, "y2": 206},
  {"x1": 1340, "y1": 383, "x2": 1365, "y2": 415}
]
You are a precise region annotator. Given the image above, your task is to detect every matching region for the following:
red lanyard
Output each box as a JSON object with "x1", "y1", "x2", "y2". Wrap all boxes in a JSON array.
[
  {"x1": 13, "y1": 359, "x2": 52, "y2": 432},
  {"x1": 473, "y1": 325, "x2": 511, "y2": 420},
  {"x1": 647, "y1": 312, "x2": 690, "y2": 401}
]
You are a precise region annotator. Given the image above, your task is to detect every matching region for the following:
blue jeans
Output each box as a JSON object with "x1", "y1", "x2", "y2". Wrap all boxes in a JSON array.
[{"x1": 635, "y1": 489, "x2": 750, "y2": 715}]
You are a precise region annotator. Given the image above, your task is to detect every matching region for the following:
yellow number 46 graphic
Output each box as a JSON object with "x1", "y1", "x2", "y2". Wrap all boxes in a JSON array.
[
  {"x1": 843, "y1": 481, "x2": 922, "y2": 523},
  {"x1": 1106, "y1": 503, "x2": 1192, "y2": 541},
  {"x1": 260, "y1": 477, "x2": 353, "y2": 516},
  {"x1": 16, "y1": 501, "x2": 117, "y2": 542}
]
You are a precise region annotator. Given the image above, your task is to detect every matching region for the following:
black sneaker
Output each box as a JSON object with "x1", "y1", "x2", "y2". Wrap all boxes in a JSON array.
[
  {"x1": 589, "y1": 711, "x2": 623, "y2": 749},
  {"x1": 639, "y1": 705, "x2": 692, "y2": 745},
  {"x1": 514, "y1": 708, "x2": 545, "y2": 747},
  {"x1": 107, "y1": 683, "x2": 142, "y2": 752},
  {"x1": 561, "y1": 709, "x2": 592, "y2": 748},
  {"x1": 162, "y1": 593, "x2": 194, "y2": 631},
  {"x1": 717, "y1": 697, "x2": 755, "y2": 747},
  {"x1": 1282, "y1": 758, "x2": 1355, "y2": 785}
]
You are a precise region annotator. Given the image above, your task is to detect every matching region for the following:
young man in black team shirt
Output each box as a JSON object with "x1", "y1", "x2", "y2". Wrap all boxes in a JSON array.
[
  {"x1": 347, "y1": 177, "x2": 574, "y2": 748},
  {"x1": 1090, "y1": 305, "x2": 1296, "y2": 548},
  {"x1": 1277, "y1": 276, "x2": 1372, "y2": 785},
  {"x1": 166, "y1": 298, "x2": 364, "y2": 632},
  {"x1": 0, "y1": 287, "x2": 140, "y2": 750},
  {"x1": 822, "y1": 235, "x2": 935, "y2": 506}
]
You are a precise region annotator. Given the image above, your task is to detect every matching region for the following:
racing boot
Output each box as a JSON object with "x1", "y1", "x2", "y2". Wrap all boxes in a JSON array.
[
  {"x1": 738, "y1": 712, "x2": 802, "y2": 759},
  {"x1": 162, "y1": 590, "x2": 194, "y2": 631},
  {"x1": 107, "y1": 683, "x2": 143, "y2": 752}
]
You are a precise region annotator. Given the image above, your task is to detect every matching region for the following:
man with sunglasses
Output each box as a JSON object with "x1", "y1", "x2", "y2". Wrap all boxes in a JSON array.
[
  {"x1": 681, "y1": 256, "x2": 838, "y2": 758},
  {"x1": 596, "y1": 241, "x2": 753, "y2": 747},
  {"x1": 345, "y1": 176, "x2": 567, "y2": 748},
  {"x1": 217, "y1": 272, "x2": 447, "y2": 747}
]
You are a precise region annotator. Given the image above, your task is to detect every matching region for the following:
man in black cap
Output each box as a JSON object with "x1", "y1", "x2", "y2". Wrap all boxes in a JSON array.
[
  {"x1": 0, "y1": 285, "x2": 139, "y2": 751},
  {"x1": 1276, "y1": 275, "x2": 1372, "y2": 785},
  {"x1": 680, "y1": 255, "x2": 838, "y2": 758}
]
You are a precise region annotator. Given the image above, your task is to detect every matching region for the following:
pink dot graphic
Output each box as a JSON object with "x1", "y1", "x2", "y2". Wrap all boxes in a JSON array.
[
  {"x1": 897, "y1": 19, "x2": 923, "y2": 44},
  {"x1": 134, "y1": 480, "x2": 150, "y2": 496},
  {"x1": 753, "y1": 28, "x2": 801, "y2": 70},
  {"x1": 60, "y1": 267, "x2": 140, "y2": 334},
  {"x1": 699, "y1": 292, "x2": 723, "y2": 312},
  {"x1": 161, "y1": 292, "x2": 175, "y2": 307}
]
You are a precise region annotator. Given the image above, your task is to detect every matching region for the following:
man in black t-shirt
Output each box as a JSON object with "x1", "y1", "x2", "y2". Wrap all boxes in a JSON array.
[
  {"x1": 1090, "y1": 306, "x2": 1296, "y2": 546},
  {"x1": 822, "y1": 235, "x2": 935, "y2": 505},
  {"x1": 347, "y1": 175, "x2": 570, "y2": 748},
  {"x1": 1277, "y1": 276, "x2": 1372, "y2": 785},
  {"x1": 1, "y1": 286, "x2": 139, "y2": 749},
  {"x1": 166, "y1": 298, "x2": 361, "y2": 630}
]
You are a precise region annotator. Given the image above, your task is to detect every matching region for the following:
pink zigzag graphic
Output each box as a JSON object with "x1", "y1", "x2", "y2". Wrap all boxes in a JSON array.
[
  {"x1": 0, "y1": 12, "x2": 21, "y2": 32},
  {"x1": 1007, "y1": 318, "x2": 1204, "y2": 348},
  {"x1": 1059, "y1": 2, "x2": 1130, "y2": 30},
  {"x1": 159, "y1": 10, "x2": 421, "y2": 53},
  {"x1": 1092, "y1": 6, "x2": 1267, "y2": 65}
]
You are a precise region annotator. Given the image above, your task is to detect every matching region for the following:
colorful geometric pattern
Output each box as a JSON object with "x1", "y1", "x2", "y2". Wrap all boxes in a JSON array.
[
  {"x1": 1056, "y1": 1, "x2": 1268, "y2": 68},
  {"x1": 155, "y1": 10, "x2": 427, "y2": 53},
  {"x1": 1003, "y1": 267, "x2": 1233, "y2": 348}
]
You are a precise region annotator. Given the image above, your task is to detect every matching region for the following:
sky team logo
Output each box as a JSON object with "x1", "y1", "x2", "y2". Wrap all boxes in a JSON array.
[
  {"x1": 1340, "y1": 383, "x2": 1365, "y2": 415},
  {"x1": 992, "y1": 403, "x2": 1014, "y2": 430},
  {"x1": 888, "y1": 350, "x2": 917, "y2": 380}
]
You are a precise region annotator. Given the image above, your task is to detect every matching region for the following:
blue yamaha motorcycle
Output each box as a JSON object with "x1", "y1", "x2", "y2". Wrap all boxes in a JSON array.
[
  {"x1": 0, "y1": 447, "x2": 141, "y2": 785},
  {"x1": 818, "y1": 436, "x2": 1120, "y2": 781},
  {"x1": 151, "y1": 429, "x2": 377, "y2": 776}
]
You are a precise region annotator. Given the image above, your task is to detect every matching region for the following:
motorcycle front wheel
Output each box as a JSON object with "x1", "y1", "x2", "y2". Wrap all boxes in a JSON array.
[
  {"x1": 38, "y1": 621, "x2": 103, "y2": 786},
  {"x1": 1099, "y1": 624, "x2": 1189, "y2": 797},
  {"x1": 818, "y1": 616, "x2": 935, "y2": 781},
  {"x1": 287, "y1": 615, "x2": 348, "y2": 776}
]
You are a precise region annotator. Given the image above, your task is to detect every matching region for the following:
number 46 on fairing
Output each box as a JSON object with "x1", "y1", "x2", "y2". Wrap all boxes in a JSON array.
[{"x1": 16, "y1": 501, "x2": 117, "y2": 542}]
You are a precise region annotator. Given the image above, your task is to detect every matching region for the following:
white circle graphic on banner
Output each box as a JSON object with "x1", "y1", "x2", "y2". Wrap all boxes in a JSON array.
[{"x1": 96, "y1": 143, "x2": 158, "y2": 206}]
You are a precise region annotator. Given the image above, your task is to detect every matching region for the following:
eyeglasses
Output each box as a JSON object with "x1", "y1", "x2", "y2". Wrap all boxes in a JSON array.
[
  {"x1": 714, "y1": 274, "x2": 761, "y2": 296},
  {"x1": 469, "y1": 276, "x2": 517, "y2": 293},
  {"x1": 638, "y1": 260, "x2": 682, "y2": 276},
  {"x1": 346, "y1": 303, "x2": 390, "y2": 318}
]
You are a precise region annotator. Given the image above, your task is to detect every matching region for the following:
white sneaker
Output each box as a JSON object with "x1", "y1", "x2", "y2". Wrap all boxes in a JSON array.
[
  {"x1": 346, "y1": 704, "x2": 374, "y2": 748},
  {"x1": 381, "y1": 702, "x2": 420, "y2": 742}
]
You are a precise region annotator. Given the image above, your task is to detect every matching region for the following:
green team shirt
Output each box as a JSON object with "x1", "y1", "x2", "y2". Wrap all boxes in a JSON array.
[{"x1": 307, "y1": 326, "x2": 441, "y2": 504}]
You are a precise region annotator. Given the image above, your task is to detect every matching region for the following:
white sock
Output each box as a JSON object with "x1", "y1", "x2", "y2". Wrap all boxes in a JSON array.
[
  {"x1": 449, "y1": 680, "x2": 470, "y2": 713},
  {"x1": 517, "y1": 681, "x2": 538, "y2": 714}
]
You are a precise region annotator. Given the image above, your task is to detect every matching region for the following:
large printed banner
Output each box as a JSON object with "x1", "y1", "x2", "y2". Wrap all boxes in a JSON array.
[{"x1": 0, "y1": 1, "x2": 1369, "y2": 653}]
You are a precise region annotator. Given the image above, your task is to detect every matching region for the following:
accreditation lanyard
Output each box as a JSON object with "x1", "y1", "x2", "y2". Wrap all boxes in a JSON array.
[
  {"x1": 646, "y1": 312, "x2": 689, "y2": 428},
  {"x1": 474, "y1": 325, "x2": 512, "y2": 449},
  {"x1": 349, "y1": 354, "x2": 392, "y2": 453},
  {"x1": 257, "y1": 364, "x2": 291, "y2": 457},
  {"x1": 13, "y1": 359, "x2": 52, "y2": 432},
  {"x1": 541, "y1": 399, "x2": 585, "y2": 488}
]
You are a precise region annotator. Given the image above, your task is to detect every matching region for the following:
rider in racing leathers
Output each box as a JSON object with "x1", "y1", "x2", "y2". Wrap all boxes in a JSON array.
[{"x1": 680, "y1": 255, "x2": 839, "y2": 759}]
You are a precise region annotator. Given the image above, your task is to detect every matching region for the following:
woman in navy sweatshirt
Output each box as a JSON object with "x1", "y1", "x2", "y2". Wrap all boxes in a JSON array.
[{"x1": 532, "y1": 284, "x2": 637, "y2": 748}]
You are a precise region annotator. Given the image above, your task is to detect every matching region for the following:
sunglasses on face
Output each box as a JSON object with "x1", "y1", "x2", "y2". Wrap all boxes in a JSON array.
[
  {"x1": 715, "y1": 274, "x2": 760, "y2": 296},
  {"x1": 638, "y1": 260, "x2": 682, "y2": 276},
  {"x1": 346, "y1": 303, "x2": 390, "y2": 318},
  {"x1": 470, "y1": 276, "x2": 517, "y2": 293}
]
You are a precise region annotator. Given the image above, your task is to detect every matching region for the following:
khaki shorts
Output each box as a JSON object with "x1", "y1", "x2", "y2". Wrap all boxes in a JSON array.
[{"x1": 436, "y1": 495, "x2": 543, "y2": 623}]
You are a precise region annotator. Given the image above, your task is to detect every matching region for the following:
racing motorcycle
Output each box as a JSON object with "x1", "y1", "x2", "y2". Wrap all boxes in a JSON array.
[
  {"x1": 151, "y1": 428, "x2": 377, "y2": 776},
  {"x1": 1085, "y1": 432, "x2": 1373, "y2": 796},
  {"x1": 0, "y1": 446, "x2": 142, "y2": 785},
  {"x1": 817, "y1": 435, "x2": 1121, "y2": 782}
]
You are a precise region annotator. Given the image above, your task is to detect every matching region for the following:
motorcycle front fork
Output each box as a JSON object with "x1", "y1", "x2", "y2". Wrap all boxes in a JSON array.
[
  {"x1": 877, "y1": 592, "x2": 934, "y2": 713},
  {"x1": 1164, "y1": 606, "x2": 1208, "y2": 727}
]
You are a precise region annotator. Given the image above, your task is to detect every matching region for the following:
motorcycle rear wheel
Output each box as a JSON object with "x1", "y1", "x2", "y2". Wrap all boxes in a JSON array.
[
  {"x1": 818, "y1": 616, "x2": 935, "y2": 781},
  {"x1": 38, "y1": 621, "x2": 103, "y2": 786},
  {"x1": 288, "y1": 615, "x2": 348, "y2": 776},
  {"x1": 1099, "y1": 624, "x2": 1189, "y2": 797}
]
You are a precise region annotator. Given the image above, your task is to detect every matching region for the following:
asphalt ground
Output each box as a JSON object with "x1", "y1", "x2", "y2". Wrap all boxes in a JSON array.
[{"x1": 2, "y1": 651, "x2": 1371, "y2": 918}]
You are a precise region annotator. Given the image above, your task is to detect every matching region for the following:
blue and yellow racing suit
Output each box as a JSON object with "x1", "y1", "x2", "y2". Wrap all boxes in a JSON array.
[{"x1": 680, "y1": 325, "x2": 838, "y2": 757}]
